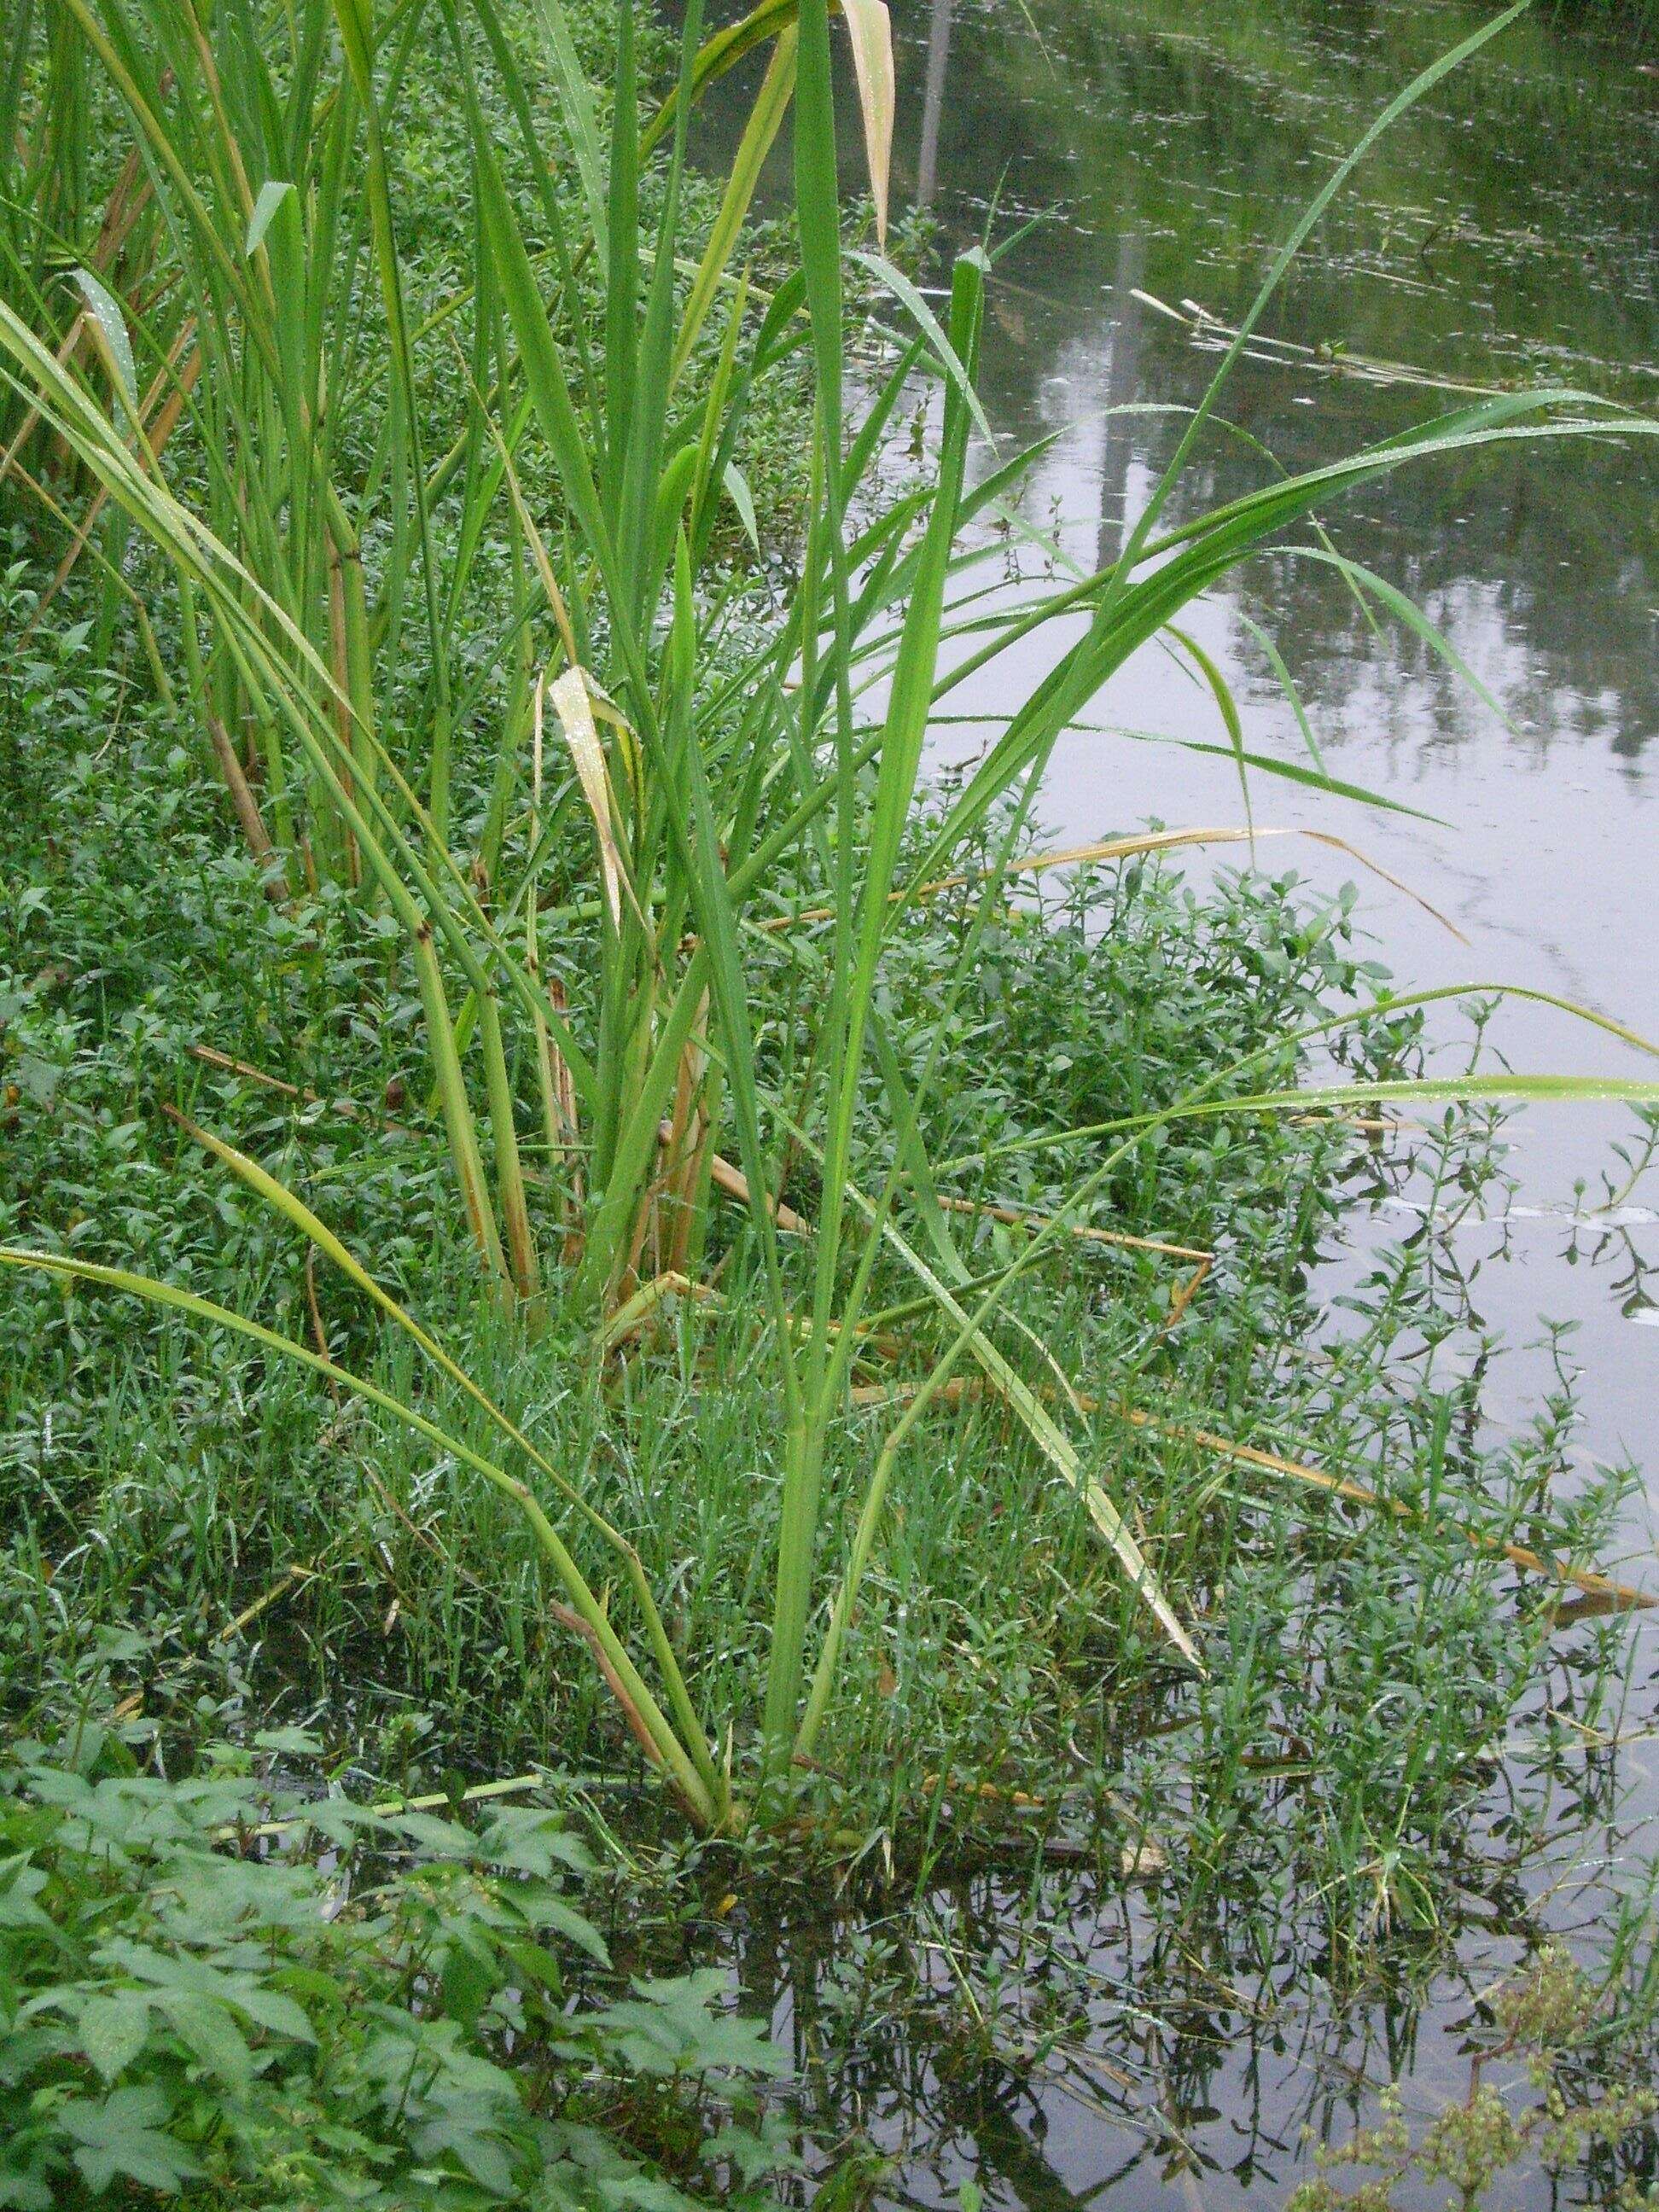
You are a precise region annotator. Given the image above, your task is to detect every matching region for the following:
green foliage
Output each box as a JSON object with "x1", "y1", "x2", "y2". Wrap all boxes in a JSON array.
[
  {"x1": 1, "y1": 626, "x2": 1638, "y2": 1963},
  {"x1": 2, "y1": 3, "x2": 1657, "y2": 2193},
  {"x1": 0, "y1": 1740, "x2": 793, "y2": 2210},
  {"x1": 0, "y1": 541, "x2": 461, "y2": 1316},
  {"x1": 1287, "y1": 1950, "x2": 1659, "y2": 2211},
  {"x1": 3, "y1": 0, "x2": 1656, "y2": 1831}
]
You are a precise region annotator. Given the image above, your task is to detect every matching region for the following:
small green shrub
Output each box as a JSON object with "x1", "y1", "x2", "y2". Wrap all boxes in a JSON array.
[{"x1": 0, "y1": 1740, "x2": 793, "y2": 2209}]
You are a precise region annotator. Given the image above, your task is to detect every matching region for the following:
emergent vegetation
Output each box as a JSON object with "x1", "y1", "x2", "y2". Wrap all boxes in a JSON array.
[
  {"x1": 4, "y1": 0, "x2": 1655, "y2": 1831},
  {"x1": 3, "y1": 0, "x2": 1658, "y2": 2198}
]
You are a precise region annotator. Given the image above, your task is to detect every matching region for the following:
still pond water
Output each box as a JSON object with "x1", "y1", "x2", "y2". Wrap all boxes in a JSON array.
[
  {"x1": 894, "y1": 0, "x2": 1658, "y2": 1519},
  {"x1": 695, "y1": 4, "x2": 1657, "y2": 2203}
]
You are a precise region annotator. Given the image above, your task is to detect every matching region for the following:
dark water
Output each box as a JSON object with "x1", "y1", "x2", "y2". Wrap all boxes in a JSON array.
[{"x1": 685, "y1": 5, "x2": 1659, "y2": 2201}]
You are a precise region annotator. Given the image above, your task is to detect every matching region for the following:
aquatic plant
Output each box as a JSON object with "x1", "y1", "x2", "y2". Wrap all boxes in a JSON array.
[
  {"x1": 1, "y1": 0, "x2": 1656, "y2": 1831},
  {"x1": 1287, "y1": 1949, "x2": 1659, "y2": 2210}
]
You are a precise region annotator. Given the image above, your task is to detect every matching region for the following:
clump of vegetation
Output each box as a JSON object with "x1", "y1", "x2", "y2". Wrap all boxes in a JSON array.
[
  {"x1": 3, "y1": 0, "x2": 1654, "y2": 1839},
  {"x1": 2, "y1": 613, "x2": 1639, "y2": 1912},
  {"x1": 0, "y1": 1736, "x2": 794, "y2": 2209},
  {"x1": 1288, "y1": 1948, "x2": 1659, "y2": 2210},
  {"x1": 2, "y1": 0, "x2": 1658, "y2": 2199}
]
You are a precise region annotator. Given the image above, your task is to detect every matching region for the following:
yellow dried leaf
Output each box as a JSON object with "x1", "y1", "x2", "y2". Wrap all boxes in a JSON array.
[{"x1": 548, "y1": 666, "x2": 624, "y2": 930}]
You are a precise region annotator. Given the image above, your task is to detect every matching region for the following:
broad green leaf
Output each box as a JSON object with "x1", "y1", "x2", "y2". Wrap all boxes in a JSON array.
[
  {"x1": 56, "y1": 2087, "x2": 202, "y2": 2194},
  {"x1": 721, "y1": 458, "x2": 759, "y2": 550},
  {"x1": 533, "y1": 0, "x2": 609, "y2": 265},
  {"x1": 848, "y1": 247, "x2": 997, "y2": 448},
  {"x1": 76, "y1": 1994, "x2": 151, "y2": 2085},
  {"x1": 584, "y1": 1970, "x2": 791, "y2": 2078},
  {"x1": 672, "y1": 27, "x2": 795, "y2": 380}
]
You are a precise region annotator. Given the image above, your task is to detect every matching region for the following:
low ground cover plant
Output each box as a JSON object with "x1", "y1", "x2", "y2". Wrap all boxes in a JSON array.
[
  {"x1": 0, "y1": 1734, "x2": 795, "y2": 2209},
  {"x1": 0, "y1": 603, "x2": 1644, "y2": 1979},
  {"x1": 3, "y1": 0, "x2": 1656, "y2": 1839}
]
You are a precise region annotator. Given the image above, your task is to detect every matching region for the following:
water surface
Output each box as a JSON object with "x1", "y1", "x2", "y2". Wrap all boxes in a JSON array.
[
  {"x1": 687, "y1": 7, "x2": 1659, "y2": 2200},
  {"x1": 889, "y1": 0, "x2": 1658, "y2": 1518}
]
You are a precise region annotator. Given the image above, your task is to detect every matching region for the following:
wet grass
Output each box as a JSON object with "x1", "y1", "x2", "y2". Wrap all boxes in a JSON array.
[
  {"x1": 3, "y1": 0, "x2": 1659, "y2": 2201},
  {"x1": 2, "y1": 611, "x2": 1648, "y2": 1979}
]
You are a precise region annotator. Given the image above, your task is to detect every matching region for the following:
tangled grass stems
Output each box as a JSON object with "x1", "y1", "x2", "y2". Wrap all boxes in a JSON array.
[{"x1": 0, "y1": 0, "x2": 1655, "y2": 1830}]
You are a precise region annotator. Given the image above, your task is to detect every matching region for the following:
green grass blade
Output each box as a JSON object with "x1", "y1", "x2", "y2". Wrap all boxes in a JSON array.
[
  {"x1": 533, "y1": 0, "x2": 608, "y2": 269},
  {"x1": 0, "y1": 1249, "x2": 716, "y2": 1825}
]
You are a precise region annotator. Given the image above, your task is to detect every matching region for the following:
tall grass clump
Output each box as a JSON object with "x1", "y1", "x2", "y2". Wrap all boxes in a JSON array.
[{"x1": 2, "y1": 0, "x2": 1656, "y2": 1831}]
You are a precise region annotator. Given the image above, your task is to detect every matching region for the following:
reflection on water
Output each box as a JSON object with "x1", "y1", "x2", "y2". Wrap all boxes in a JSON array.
[
  {"x1": 615, "y1": 1756, "x2": 1655, "y2": 2211},
  {"x1": 896, "y1": 0, "x2": 1656, "y2": 859},
  {"x1": 917, "y1": 0, "x2": 951, "y2": 207},
  {"x1": 682, "y1": 6, "x2": 1658, "y2": 2199},
  {"x1": 884, "y1": 0, "x2": 1657, "y2": 1502}
]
